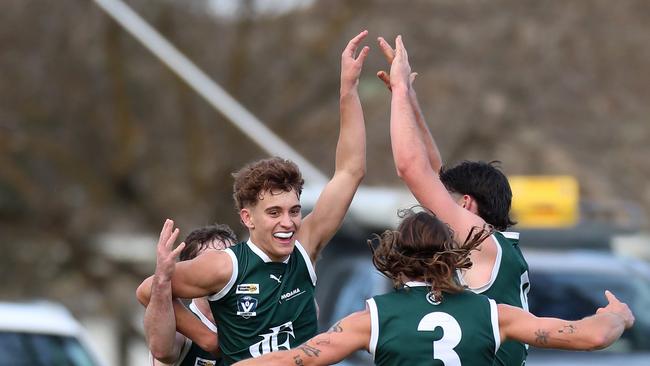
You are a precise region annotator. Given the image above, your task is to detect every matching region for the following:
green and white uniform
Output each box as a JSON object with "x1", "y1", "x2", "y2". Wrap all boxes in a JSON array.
[
  {"x1": 367, "y1": 282, "x2": 500, "y2": 366},
  {"x1": 458, "y1": 231, "x2": 529, "y2": 366},
  {"x1": 208, "y1": 240, "x2": 318, "y2": 365}
]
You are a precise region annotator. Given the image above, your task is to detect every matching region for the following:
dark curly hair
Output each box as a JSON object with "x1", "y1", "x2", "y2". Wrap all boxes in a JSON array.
[
  {"x1": 369, "y1": 207, "x2": 492, "y2": 300},
  {"x1": 180, "y1": 223, "x2": 238, "y2": 261},
  {"x1": 232, "y1": 157, "x2": 304, "y2": 211},
  {"x1": 440, "y1": 160, "x2": 516, "y2": 231}
]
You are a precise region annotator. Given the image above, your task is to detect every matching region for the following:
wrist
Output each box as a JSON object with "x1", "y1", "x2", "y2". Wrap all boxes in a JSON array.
[{"x1": 153, "y1": 272, "x2": 173, "y2": 285}]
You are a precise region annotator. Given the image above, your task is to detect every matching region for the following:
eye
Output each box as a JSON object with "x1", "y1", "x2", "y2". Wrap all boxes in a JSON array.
[
  {"x1": 290, "y1": 208, "x2": 301, "y2": 216},
  {"x1": 267, "y1": 209, "x2": 280, "y2": 217}
]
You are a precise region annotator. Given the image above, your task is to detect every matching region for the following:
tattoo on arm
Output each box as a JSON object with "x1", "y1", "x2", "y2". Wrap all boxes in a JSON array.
[
  {"x1": 327, "y1": 321, "x2": 343, "y2": 333},
  {"x1": 314, "y1": 336, "x2": 331, "y2": 345},
  {"x1": 298, "y1": 343, "x2": 321, "y2": 357},
  {"x1": 293, "y1": 355, "x2": 304, "y2": 366},
  {"x1": 535, "y1": 329, "x2": 550, "y2": 345},
  {"x1": 558, "y1": 325, "x2": 577, "y2": 334}
]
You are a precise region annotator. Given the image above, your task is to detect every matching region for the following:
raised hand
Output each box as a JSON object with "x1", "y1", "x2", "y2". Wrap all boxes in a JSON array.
[
  {"x1": 341, "y1": 30, "x2": 370, "y2": 94},
  {"x1": 389, "y1": 35, "x2": 413, "y2": 91},
  {"x1": 155, "y1": 219, "x2": 185, "y2": 282},
  {"x1": 597, "y1": 290, "x2": 635, "y2": 329},
  {"x1": 376, "y1": 36, "x2": 417, "y2": 91}
]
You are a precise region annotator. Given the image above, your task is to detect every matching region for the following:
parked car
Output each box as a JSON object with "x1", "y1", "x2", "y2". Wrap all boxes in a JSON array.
[
  {"x1": 314, "y1": 234, "x2": 650, "y2": 366},
  {"x1": 0, "y1": 301, "x2": 105, "y2": 366}
]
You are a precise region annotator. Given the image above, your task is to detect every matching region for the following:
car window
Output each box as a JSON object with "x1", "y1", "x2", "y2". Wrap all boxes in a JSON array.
[
  {"x1": 528, "y1": 271, "x2": 650, "y2": 352},
  {"x1": 0, "y1": 332, "x2": 98, "y2": 366}
]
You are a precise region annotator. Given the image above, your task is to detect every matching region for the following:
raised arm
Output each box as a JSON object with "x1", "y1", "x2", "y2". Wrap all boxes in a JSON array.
[
  {"x1": 500, "y1": 291, "x2": 634, "y2": 350},
  {"x1": 144, "y1": 226, "x2": 186, "y2": 362},
  {"x1": 233, "y1": 311, "x2": 371, "y2": 366},
  {"x1": 137, "y1": 220, "x2": 231, "y2": 353},
  {"x1": 299, "y1": 31, "x2": 368, "y2": 261},
  {"x1": 377, "y1": 36, "x2": 442, "y2": 172},
  {"x1": 388, "y1": 36, "x2": 483, "y2": 242}
]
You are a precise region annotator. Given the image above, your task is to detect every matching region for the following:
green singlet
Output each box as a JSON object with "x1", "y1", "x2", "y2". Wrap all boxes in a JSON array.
[
  {"x1": 458, "y1": 231, "x2": 530, "y2": 366},
  {"x1": 208, "y1": 240, "x2": 318, "y2": 365},
  {"x1": 367, "y1": 282, "x2": 500, "y2": 366}
]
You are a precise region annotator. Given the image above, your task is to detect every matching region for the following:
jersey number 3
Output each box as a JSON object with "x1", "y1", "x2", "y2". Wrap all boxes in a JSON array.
[{"x1": 418, "y1": 312, "x2": 462, "y2": 366}]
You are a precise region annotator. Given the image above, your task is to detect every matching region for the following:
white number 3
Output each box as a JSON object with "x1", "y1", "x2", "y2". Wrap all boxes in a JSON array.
[{"x1": 418, "y1": 312, "x2": 462, "y2": 366}]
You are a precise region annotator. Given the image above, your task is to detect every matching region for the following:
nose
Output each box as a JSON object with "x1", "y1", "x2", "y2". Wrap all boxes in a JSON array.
[{"x1": 280, "y1": 213, "x2": 293, "y2": 228}]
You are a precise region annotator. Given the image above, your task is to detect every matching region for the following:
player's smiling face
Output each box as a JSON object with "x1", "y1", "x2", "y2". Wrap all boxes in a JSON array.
[{"x1": 240, "y1": 188, "x2": 302, "y2": 262}]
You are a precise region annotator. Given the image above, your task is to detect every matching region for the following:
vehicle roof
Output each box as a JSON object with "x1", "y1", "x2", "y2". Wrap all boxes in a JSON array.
[
  {"x1": 523, "y1": 249, "x2": 650, "y2": 278},
  {"x1": 0, "y1": 301, "x2": 83, "y2": 336}
]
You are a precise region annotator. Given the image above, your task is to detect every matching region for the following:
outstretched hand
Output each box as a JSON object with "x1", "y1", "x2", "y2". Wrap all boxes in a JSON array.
[
  {"x1": 155, "y1": 219, "x2": 185, "y2": 282},
  {"x1": 376, "y1": 36, "x2": 417, "y2": 91},
  {"x1": 597, "y1": 290, "x2": 635, "y2": 329},
  {"x1": 341, "y1": 30, "x2": 370, "y2": 93}
]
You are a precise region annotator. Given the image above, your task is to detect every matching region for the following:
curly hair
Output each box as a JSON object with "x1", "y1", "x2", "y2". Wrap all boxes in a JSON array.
[
  {"x1": 232, "y1": 157, "x2": 304, "y2": 210},
  {"x1": 369, "y1": 207, "x2": 492, "y2": 300},
  {"x1": 180, "y1": 223, "x2": 238, "y2": 261}
]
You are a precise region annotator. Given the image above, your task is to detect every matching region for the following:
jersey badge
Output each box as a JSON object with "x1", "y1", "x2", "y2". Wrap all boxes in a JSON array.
[
  {"x1": 236, "y1": 283, "x2": 260, "y2": 294},
  {"x1": 237, "y1": 295, "x2": 258, "y2": 318}
]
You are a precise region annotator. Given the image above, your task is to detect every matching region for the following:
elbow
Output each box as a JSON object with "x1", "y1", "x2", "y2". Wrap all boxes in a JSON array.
[
  {"x1": 151, "y1": 347, "x2": 177, "y2": 364},
  {"x1": 197, "y1": 333, "x2": 219, "y2": 354},
  {"x1": 136, "y1": 282, "x2": 148, "y2": 306},
  {"x1": 394, "y1": 156, "x2": 420, "y2": 182},
  {"x1": 586, "y1": 333, "x2": 614, "y2": 351}
]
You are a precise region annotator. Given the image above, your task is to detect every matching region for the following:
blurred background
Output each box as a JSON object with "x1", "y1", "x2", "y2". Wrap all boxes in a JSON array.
[{"x1": 2, "y1": 0, "x2": 650, "y2": 365}]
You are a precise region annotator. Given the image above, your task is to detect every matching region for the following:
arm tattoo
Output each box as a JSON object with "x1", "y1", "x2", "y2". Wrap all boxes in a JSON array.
[
  {"x1": 314, "y1": 335, "x2": 331, "y2": 345},
  {"x1": 293, "y1": 355, "x2": 304, "y2": 366},
  {"x1": 298, "y1": 343, "x2": 321, "y2": 357},
  {"x1": 558, "y1": 325, "x2": 577, "y2": 334},
  {"x1": 327, "y1": 321, "x2": 343, "y2": 333},
  {"x1": 535, "y1": 329, "x2": 550, "y2": 345}
]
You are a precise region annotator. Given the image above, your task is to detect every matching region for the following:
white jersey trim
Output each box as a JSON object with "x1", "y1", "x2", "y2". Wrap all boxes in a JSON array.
[
  {"x1": 295, "y1": 240, "x2": 317, "y2": 286},
  {"x1": 501, "y1": 231, "x2": 520, "y2": 240},
  {"x1": 489, "y1": 298, "x2": 501, "y2": 354},
  {"x1": 189, "y1": 301, "x2": 218, "y2": 333},
  {"x1": 246, "y1": 239, "x2": 290, "y2": 263},
  {"x1": 458, "y1": 234, "x2": 502, "y2": 294},
  {"x1": 208, "y1": 248, "x2": 238, "y2": 301},
  {"x1": 366, "y1": 298, "x2": 379, "y2": 361},
  {"x1": 174, "y1": 337, "x2": 193, "y2": 366}
]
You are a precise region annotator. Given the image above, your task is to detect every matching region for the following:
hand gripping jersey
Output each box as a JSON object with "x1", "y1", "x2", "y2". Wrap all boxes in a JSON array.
[
  {"x1": 208, "y1": 240, "x2": 318, "y2": 365},
  {"x1": 367, "y1": 282, "x2": 500, "y2": 366},
  {"x1": 458, "y1": 231, "x2": 530, "y2": 366}
]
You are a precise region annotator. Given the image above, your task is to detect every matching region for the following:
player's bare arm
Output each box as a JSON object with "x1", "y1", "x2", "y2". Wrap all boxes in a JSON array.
[
  {"x1": 144, "y1": 223, "x2": 186, "y2": 362},
  {"x1": 388, "y1": 36, "x2": 484, "y2": 243},
  {"x1": 377, "y1": 36, "x2": 442, "y2": 173},
  {"x1": 232, "y1": 311, "x2": 371, "y2": 366},
  {"x1": 136, "y1": 220, "x2": 232, "y2": 353},
  {"x1": 299, "y1": 30, "x2": 368, "y2": 262},
  {"x1": 500, "y1": 291, "x2": 634, "y2": 351}
]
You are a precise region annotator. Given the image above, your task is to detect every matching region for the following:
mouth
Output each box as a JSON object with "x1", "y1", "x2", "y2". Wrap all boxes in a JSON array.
[{"x1": 273, "y1": 231, "x2": 294, "y2": 243}]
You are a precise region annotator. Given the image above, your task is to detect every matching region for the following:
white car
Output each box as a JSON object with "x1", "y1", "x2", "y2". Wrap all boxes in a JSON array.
[{"x1": 0, "y1": 301, "x2": 105, "y2": 366}]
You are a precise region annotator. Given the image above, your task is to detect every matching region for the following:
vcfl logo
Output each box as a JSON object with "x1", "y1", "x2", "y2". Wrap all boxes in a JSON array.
[{"x1": 249, "y1": 321, "x2": 295, "y2": 357}]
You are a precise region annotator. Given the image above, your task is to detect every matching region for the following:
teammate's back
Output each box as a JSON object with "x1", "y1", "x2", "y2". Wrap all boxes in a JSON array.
[{"x1": 368, "y1": 283, "x2": 499, "y2": 366}]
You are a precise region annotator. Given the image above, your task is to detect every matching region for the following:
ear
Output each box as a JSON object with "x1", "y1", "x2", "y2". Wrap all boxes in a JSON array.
[
  {"x1": 240, "y1": 208, "x2": 255, "y2": 230},
  {"x1": 464, "y1": 195, "x2": 480, "y2": 215}
]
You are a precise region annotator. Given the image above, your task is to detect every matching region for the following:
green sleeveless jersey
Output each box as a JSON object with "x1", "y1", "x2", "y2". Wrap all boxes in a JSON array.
[
  {"x1": 208, "y1": 240, "x2": 318, "y2": 365},
  {"x1": 459, "y1": 231, "x2": 529, "y2": 366},
  {"x1": 368, "y1": 282, "x2": 500, "y2": 366}
]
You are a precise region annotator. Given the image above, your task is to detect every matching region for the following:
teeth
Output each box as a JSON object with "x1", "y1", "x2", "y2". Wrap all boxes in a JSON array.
[{"x1": 274, "y1": 232, "x2": 293, "y2": 239}]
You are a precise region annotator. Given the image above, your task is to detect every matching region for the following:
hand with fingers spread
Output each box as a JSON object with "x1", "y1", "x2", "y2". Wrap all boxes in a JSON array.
[
  {"x1": 155, "y1": 219, "x2": 186, "y2": 282},
  {"x1": 376, "y1": 36, "x2": 417, "y2": 91},
  {"x1": 597, "y1": 290, "x2": 635, "y2": 329},
  {"x1": 341, "y1": 30, "x2": 370, "y2": 95}
]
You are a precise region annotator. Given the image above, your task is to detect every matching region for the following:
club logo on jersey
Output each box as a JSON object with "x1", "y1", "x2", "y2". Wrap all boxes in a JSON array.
[
  {"x1": 194, "y1": 357, "x2": 216, "y2": 366},
  {"x1": 236, "y1": 283, "x2": 260, "y2": 294},
  {"x1": 249, "y1": 321, "x2": 295, "y2": 357},
  {"x1": 426, "y1": 291, "x2": 441, "y2": 305},
  {"x1": 237, "y1": 295, "x2": 258, "y2": 318}
]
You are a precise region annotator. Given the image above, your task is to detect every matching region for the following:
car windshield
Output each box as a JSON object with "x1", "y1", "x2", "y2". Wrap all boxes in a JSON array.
[
  {"x1": 528, "y1": 270, "x2": 650, "y2": 352},
  {"x1": 0, "y1": 332, "x2": 99, "y2": 366}
]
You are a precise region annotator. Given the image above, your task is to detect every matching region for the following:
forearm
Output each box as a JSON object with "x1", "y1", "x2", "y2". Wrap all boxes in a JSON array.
[
  {"x1": 144, "y1": 276, "x2": 181, "y2": 361},
  {"x1": 391, "y1": 86, "x2": 431, "y2": 178},
  {"x1": 336, "y1": 89, "x2": 366, "y2": 181},
  {"x1": 174, "y1": 300, "x2": 219, "y2": 353},
  {"x1": 527, "y1": 313, "x2": 625, "y2": 351},
  {"x1": 409, "y1": 88, "x2": 442, "y2": 172}
]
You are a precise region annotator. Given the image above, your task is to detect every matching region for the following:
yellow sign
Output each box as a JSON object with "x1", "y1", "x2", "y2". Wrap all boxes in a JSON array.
[{"x1": 509, "y1": 176, "x2": 579, "y2": 228}]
